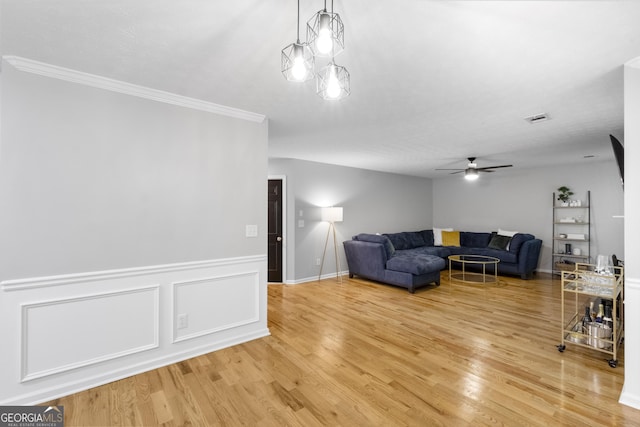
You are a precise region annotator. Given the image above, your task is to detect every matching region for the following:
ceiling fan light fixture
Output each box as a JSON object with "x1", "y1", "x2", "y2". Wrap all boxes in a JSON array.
[{"x1": 464, "y1": 168, "x2": 479, "y2": 180}]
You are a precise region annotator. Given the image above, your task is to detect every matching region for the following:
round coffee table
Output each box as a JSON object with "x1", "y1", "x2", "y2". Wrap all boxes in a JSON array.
[{"x1": 448, "y1": 254, "x2": 500, "y2": 284}]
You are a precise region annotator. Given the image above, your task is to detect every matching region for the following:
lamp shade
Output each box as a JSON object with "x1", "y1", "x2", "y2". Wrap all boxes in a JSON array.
[{"x1": 321, "y1": 206, "x2": 343, "y2": 222}]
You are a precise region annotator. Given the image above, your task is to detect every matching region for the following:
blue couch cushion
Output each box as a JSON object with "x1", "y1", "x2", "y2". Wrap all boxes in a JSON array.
[
  {"x1": 509, "y1": 233, "x2": 534, "y2": 253},
  {"x1": 460, "y1": 232, "x2": 491, "y2": 248},
  {"x1": 420, "y1": 230, "x2": 435, "y2": 247},
  {"x1": 383, "y1": 231, "x2": 425, "y2": 250},
  {"x1": 354, "y1": 233, "x2": 395, "y2": 259},
  {"x1": 386, "y1": 253, "x2": 446, "y2": 275},
  {"x1": 401, "y1": 246, "x2": 452, "y2": 258},
  {"x1": 471, "y1": 247, "x2": 518, "y2": 264}
]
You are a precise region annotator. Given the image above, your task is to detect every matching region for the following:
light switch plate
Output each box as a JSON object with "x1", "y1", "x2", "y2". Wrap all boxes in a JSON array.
[{"x1": 245, "y1": 225, "x2": 258, "y2": 237}]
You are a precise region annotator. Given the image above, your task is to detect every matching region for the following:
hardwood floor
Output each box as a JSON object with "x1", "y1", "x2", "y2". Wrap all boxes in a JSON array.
[{"x1": 46, "y1": 273, "x2": 640, "y2": 426}]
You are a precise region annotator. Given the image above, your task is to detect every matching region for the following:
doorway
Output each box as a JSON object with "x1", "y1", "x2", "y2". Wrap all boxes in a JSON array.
[{"x1": 268, "y1": 178, "x2": 285, "y2": 283}]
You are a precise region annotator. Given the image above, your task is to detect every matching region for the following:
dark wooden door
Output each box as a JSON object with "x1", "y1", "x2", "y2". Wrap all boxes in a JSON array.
[{"x1": 268, "y1": 179, "x2": 283, "y2": 282}]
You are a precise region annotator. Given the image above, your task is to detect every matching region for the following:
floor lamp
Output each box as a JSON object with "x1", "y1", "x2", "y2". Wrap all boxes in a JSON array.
[{"x1": 319, "y1": 206, "x2": 343, "y2": 283}]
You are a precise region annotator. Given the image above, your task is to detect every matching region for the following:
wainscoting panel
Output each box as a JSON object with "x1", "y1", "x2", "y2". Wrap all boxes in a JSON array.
[
  {"x1": 619, "y1": 276, "x2": 640, "y2": 409},
  {"x1": 21, "y1": 286, "x2": 159, "y2": 382},
  {"x1": 0, "y1": 256, "x2": 268, "y2": 405},
  {"x1": 173, "y1": 272, "x2": 259, "y2": 343}
]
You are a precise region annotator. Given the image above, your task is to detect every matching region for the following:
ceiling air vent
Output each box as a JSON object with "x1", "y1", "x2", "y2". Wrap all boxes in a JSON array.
[{"x1": 524, "y1": 113, "x2": 549, "y2": 124}]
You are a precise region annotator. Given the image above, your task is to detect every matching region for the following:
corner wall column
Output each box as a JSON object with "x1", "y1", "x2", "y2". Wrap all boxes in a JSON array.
[{"x1": 620, "y1": 57, "x2": 640, "y2": 409}]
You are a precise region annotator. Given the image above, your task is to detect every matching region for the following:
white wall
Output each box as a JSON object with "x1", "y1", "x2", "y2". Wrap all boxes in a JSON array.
[
  {"x1": 0, "y1": 59, "x2": 269, "y2": 404},
  {"x1": 268, "y1": 159, "x2": 434, "y2": 283},
  {"x1": 433, "y1": 160, "x2": 624, "y2": 272},
  {"x1": 620, "y1": 57, "x2": 640, "y2": 409}
]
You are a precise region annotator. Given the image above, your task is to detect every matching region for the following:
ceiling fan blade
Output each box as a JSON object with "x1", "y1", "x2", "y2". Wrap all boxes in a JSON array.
[
  {"x1": 476, "y1": 164, "x2": 513, "y2": 171},
  {"x1": 450, "y1": 170, "x2": 464, "y2": 175},
  {"x1": 435, "y1": 168, "x2": 465, "y2": 171}
]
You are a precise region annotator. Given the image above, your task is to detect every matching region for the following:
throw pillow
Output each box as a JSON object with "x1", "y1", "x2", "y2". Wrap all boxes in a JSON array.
[
  {"x1": 498, "y1": 228, "x2": 518, "y2": 237},
  {"x1": 498, "y1": 228, "x2": 518, "y2": 250},
  {"x1": 441, "y1": 230, "x2": 461, "y2": 247},
  {"x1": 488, "y1": 234, "x2": 511, "y2": 251},
  {"x1": 433, "y1": 227, "x2": 453, "y2": 246}
]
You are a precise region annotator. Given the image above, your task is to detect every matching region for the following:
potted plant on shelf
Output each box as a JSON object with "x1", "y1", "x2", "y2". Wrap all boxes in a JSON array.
[{"x1": 557, "y1": 186, "x2": 573, "y2": 206}]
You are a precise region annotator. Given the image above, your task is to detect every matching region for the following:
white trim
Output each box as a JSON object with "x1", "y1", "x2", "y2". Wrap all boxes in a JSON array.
[
  {"x1": 2, "y1": 56, "x2": 266, "y2": 123},
  {"x1": 20, "y1": 286, "x2": 160, "y2": 382},
  {"x1": 268, "y1": 175, "x2": 287, "y2": 284},
  {"x1": 287, "y1": 271, "x2": 349, "y2": 285},
  {"x1": 619, "y1": 391, "x2": 640, "y2": 410},
  {"x1": 1, "y1": 255, "x2": 267, "y2": 292},
  {"x1": 620, "y1": 277, "x2": 640, "y2": 409},
  {"x1": 171, "y1": 272, "x2": 260, "y2": 343},
  {"x1": 626, "y1": 276, "x2": 640, "y2": 291},
  {"x1": 625, "y1": 56, "x2": 640, "y2": 69},
  {"x1": 1, "y1": 256, "x2": 269, "y2": 405}
]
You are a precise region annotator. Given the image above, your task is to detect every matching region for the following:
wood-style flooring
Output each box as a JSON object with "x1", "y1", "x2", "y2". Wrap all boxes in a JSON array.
[{"x1": 45, "y1": 273, "x2": 640, "y2": 426}]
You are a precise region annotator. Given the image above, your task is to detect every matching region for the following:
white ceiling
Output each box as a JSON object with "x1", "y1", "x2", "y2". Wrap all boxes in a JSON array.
[{"x1": 2, "y1": 1, "x2": 638, "y2": 178}]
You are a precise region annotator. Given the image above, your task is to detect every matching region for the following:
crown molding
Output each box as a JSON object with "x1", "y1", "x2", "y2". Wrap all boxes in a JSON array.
[
  {"x1": 625, "y1": 56, "x2": 640, "y2": 69},
  {"x1": 2, "y1": 56, "x2": 266, "y2": 123}
]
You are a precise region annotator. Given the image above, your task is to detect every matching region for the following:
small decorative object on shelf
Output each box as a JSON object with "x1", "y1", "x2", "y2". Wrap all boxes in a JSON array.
[{"x1": 557, "y1": 186, "x2": 574, "y2": 206}]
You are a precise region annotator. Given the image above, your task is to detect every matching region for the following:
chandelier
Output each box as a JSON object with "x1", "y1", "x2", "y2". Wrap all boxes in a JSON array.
[{"x1": 281, "y1": 0, "x2": 350, "y2": 100}]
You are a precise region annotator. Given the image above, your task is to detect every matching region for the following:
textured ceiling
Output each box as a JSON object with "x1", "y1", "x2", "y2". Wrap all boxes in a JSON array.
[{"x1": 2, "y1": 1, "x2": 638, "y2": 178}]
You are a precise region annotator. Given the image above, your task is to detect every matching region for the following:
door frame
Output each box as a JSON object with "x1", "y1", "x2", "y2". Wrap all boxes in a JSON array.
[{"x1": 268, "y1": 175, "x2": 287, "y2": 284}]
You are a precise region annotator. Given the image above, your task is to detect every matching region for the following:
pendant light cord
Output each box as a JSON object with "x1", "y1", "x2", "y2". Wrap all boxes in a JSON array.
[
  {"x1": 330, "y1": 0, "x2": 335, "y2": 59},
  {"x1": 296, "y1": 0, "x2": 300, "y2": 42}
]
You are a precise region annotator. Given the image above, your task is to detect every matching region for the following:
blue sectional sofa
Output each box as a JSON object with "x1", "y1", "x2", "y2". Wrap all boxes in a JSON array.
[{"x1": 343, "y1": 229, "x2": 542, "y2": 293}]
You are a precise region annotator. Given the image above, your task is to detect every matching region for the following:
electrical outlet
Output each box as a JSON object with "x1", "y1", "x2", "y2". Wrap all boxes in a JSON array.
[
  {"x1": 316, "y1": 258, "x2": 321, "y2": 266},
  {"x1": 177, "y1": 314, "x2": 188, "y2": 329}
]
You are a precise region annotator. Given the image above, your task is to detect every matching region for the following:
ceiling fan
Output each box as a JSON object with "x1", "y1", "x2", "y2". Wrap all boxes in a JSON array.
[{"x1": 436, "y1": 157, "x2": 513, "y2": 180}]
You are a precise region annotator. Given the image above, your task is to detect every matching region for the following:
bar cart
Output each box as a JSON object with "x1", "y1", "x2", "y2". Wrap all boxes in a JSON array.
[{"x1": 556, "y1": 263, "x2": 624, "y2": 367}]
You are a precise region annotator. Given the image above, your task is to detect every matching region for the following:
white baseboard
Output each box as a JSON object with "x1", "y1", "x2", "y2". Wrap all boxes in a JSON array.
[
  {"x1": 285, "y1": 270, "x2": 349, "y2": 285},
  {"x1": 619, "y1": 390, "x2": 640, "y2": 410}
]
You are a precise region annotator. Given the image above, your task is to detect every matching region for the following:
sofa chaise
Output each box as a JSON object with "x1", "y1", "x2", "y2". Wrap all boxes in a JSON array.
[{"x1": 343, "y1": 229, "x2": 542, "y2": 293}]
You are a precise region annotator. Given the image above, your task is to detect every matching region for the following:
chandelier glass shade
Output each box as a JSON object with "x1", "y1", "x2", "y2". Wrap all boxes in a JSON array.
[
  {"x1": 306, "y1": 9, "x2": 344, "y2": 58},
  {"x1": 281, "y1": 41, "x2": 314, "y2": 82},
  {"x1": 317, "y1": 61, "x2": 350, "y2": 100},
  {"x1": 281, "y1": 0, "x2": 314, "y2": 82}
]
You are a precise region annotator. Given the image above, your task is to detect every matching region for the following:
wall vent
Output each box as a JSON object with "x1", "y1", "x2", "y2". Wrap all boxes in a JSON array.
[{"x1": 524, "y1": 113, "x2": 549, "y2": 124}]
